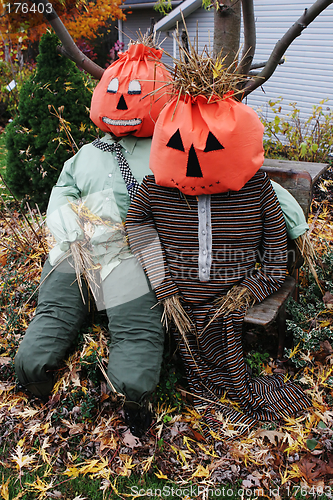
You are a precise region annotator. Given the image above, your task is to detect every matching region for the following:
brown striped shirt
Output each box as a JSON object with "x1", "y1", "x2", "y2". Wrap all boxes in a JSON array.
[{"x1": 126, "y1": 171, "x2": 287, "y2": 304}]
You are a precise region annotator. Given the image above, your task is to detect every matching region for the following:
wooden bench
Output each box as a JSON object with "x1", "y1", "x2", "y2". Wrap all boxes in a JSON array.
[{"x1": 244, "y1": 159, "x2": 329, "y2": 358}]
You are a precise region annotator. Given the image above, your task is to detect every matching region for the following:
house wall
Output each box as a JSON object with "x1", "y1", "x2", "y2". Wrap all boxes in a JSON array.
[
  {"x1": 121, "y1": 8, "x2": 174, "y2": 64},
  {"x1": 157, "y1": 1, "x2": 333, "y2": 122},
  {"x1": 246, "y1": 0, "x2": 333, "y2": 122}
]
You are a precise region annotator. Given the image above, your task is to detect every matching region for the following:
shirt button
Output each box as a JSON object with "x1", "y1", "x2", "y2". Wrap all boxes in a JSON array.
[
  {"x1": 203, "y1": 250, "x2": 207, "y2": 255},
  {"x1": 201, "y1": 208, "x2": 205, "y2": 213},
  {"x1": 106, "y1": 197, "x2": 109, "y2": 201},
  {"x1": 202, "y1": 269, "x2": 206, "y2": 273},
  {"x1": 202, "y1": 230, "x2": 206, "y2": 235},
  {"x1": 108, "y1": 173, "x2": 112, "y2": 177}
]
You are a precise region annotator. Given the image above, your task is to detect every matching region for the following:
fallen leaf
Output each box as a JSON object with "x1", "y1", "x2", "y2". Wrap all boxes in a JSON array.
[
  {"x1": 121, "y1": 429, "x2": 142, "y2": 448},
  {"x1": 155, "y1": 469, "x2": 168, "y2": 480},
  {"x1": 190, "y1": 464, "x2": 210, "y2": 479},
  {"x1": 255, "y1": 429, "x2": 286, "y2": 445},
  {"x1": 323, "y1": 291, "x2": 333, "y2": 309},
  {"x1": 0, "y1": 357, "x2": 11, "y2": 365}
]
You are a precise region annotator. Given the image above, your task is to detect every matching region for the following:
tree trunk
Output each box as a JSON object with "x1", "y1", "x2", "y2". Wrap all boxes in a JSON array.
[{"x1": 213, "y1": 0, "x2": 241, "y2": 66}]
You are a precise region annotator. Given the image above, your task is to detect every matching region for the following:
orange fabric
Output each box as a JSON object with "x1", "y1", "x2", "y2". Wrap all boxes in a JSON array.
[
  {"x1": 90, "y1": 44, "x2": 171, "y2": 137},
  {"x1": 149, "y1": 95, "x2": 265, "y2": 195}
]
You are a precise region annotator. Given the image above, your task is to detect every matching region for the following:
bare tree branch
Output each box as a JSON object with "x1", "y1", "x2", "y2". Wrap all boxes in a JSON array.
[
  {"x1": 238, "y1": 0, "x2": 255, "y2": 75},
  {"x1": 242, "y1": 0, "x2": 333, "y2": 97},
  {"x1": 34, "y1": 0, "x2": 105, "y2": 79},
  {"x1": 250, "y1": 58, "x2": 284, "y2": 70}
]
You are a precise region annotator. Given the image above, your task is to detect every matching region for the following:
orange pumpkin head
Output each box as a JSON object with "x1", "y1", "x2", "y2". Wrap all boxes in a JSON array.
[
  {"x1": 90, "y1": 43, "x2": 170, "y2": 137},
  {"x1": 149, "y1": 94, "x2": 265, "y2": 195}
]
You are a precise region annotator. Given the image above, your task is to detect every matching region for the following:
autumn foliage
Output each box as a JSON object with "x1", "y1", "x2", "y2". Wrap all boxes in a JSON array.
[{"x1": 0, "y1": 0, "x2": 125, "y2": 62}]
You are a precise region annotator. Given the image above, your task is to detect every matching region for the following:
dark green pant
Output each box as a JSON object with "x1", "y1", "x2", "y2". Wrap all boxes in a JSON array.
[{"x1": 14, "y1": 257, "x2": 164, "y2": 404}]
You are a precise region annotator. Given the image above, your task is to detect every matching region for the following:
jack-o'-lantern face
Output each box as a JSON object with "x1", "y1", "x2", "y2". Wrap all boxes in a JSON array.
[
  {"x1": 149, "y1": 95, "x2": 265, "y2": 195},
  {"x1": 90, "y1": 43, "x2": 171, "y2": 137}
]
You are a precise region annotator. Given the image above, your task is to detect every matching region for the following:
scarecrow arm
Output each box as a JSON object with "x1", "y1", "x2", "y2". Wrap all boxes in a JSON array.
[
  {"x1": 241, "y1": 174, "x2": 288, "y2": 302},
  {"x1": 242, "y1": 0, "x2": 333, "y2": 96},
  {"x1": 46, "y1": 159, "x2": 84, "y2": 251},
  {"x1": 125, "y1": 177, "x2": 179, "y2": 302}
]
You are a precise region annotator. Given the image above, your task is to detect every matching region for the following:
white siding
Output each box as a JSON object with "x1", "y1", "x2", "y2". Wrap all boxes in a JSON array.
[
  {"x1": 122, "y1": 9, "x2": 173, "y2": 64},
  {"x1": 159, "y1": 6, "x2": 214, "y2": 59},
  {"x1": 247, "y1": 0, "x2": 333, "y2": 121},
  {"x1": 157, "y1": 1, "x2": 333, "y2": 121}
]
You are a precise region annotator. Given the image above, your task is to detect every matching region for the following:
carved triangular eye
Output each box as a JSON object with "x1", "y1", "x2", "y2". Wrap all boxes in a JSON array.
[
  {"x1": 204, "y1": 132, "x2": 224, "y2": 152},
  {"x1": 166, "y1": 129, "x2": 185, "y2": 152}
]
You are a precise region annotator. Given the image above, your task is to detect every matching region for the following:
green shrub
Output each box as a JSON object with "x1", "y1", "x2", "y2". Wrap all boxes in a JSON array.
[
  {"x1": 0, "y1": 60, "x2": 35, "y2": 124},
  {"x1": 260, "y1": 98, "x2": 333, "y2": 163},
  {"x1": 4, "y1": 31, "x2": 96, "y2": 211},
  {"x1": 285, "y1": 246, "x2": 333, "y2": 367}
]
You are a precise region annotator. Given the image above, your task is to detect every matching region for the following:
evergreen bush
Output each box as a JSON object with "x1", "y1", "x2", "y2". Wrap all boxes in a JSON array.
[{"x1": 4, "y1": 31, "x2": 96, "y2": 211}]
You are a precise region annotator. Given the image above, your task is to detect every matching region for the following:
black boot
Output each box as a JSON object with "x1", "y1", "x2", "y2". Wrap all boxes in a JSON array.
[{"x1": 123, "y1": 402, "x2": 152, "y2": 438}]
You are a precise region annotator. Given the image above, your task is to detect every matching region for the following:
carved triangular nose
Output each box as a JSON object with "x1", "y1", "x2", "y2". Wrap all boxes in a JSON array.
[
  {"x1": 117, "y1": 94, "x2": 128, "y2": 110},
  {"x1": 186, "y1": 145, "x2": 203, "y2": 177}
]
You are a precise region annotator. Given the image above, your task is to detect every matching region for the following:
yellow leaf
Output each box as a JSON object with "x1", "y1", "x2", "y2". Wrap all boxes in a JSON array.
[
  {"x1": 196, "y1": 442, "x2": 219, "y2": 457},
  {"x1": 213, "y1": 60, "x2": 223, "y2": 78},
  {"x1": 142, "y1": 455, "x2": 154, "y2": 474},
  {"x1": 190, "y1": 464, "x2": 210, "y2": 479},
  {"x1": 288, "y1": 342, "x2": 301, "y2": 359},
  {"x1": 27, "y1": 476, "x2": 54, "y2": 495},
  {"x1": 183, "y1": 436, "x2": 195, "y2": 453},
  {"x1": 41, "y1": 423, "x2": 50, "y2": 434},
  {"x1": 155, "y1": 469, "x2": 168, "y2": 480},
  {"x1": 63, "y1": 466, "x2": 80, "y2": 478},
  {"x1": 0, "y1": 478, "x2": 10, "y2": 500}
]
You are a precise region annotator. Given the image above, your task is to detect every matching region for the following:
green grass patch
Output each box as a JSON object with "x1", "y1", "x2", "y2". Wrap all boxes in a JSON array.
[{"x1": 0, "y1": 469, "x2": 330, "y2": 500}]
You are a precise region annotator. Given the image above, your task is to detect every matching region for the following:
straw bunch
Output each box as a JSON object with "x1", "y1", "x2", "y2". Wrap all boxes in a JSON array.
[
  {"x1": 162, "y1": 294, "x2": 194, "y2": 337},
  {"x1": 295, "y1": 232, "x2": 324, "y2": 293},
  {"x1": 203, "y1": 286, "x2": 256, "y2": 333},
  {"x1": 68, "y1": 201, "x2": 128, "y2": 304}
]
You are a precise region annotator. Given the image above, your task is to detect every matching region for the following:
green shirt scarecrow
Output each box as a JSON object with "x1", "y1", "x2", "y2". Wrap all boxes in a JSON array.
[{"x1": 15, "y1": 42, "x2": 171, "y2": 436}]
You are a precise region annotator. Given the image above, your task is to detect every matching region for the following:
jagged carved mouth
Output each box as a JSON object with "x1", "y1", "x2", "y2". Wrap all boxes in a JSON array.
[{"x1": 102, "y1": 117, "x2": 142, "y2": 126}]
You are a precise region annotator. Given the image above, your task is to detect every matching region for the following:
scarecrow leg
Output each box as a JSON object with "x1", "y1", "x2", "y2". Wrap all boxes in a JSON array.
[
  {"x1": 104, "y1": 257, "x2": 164, "y2": 434},
  {"x1": 14, "y1": 258, "x2": 89, "y2": 397}
]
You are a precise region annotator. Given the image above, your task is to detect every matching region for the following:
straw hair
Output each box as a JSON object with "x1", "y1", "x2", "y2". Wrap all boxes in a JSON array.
[
  {"x1": 131, "y1": 29, "x2": 162, "y2": 50},
  {"x1": 161, "y1": 17, "x2": 251, "y2": 103}
]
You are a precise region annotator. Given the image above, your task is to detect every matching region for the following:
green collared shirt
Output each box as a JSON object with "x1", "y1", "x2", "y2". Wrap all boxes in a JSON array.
[
  {"x1": 47, "y1": 134, "x2": 152, "y2": 280},
  {"x1": 271, "y1": 180, "x2": 309, "y2": 239}
]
